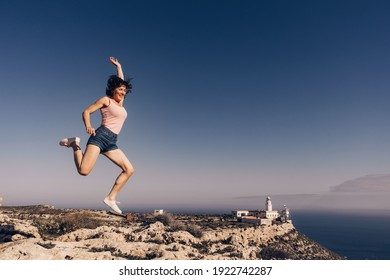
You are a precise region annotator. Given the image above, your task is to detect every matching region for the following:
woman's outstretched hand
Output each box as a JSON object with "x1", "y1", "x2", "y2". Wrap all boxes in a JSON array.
[
  {"x1": 109, "y1": 56, "x2": 121, "y2": 67},
  {"x1": 109, "y1": 56, "x2": 124, "y2": 79}
]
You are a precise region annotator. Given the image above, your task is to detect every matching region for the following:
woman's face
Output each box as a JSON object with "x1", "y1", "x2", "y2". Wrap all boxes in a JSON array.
[{"x1": 113, "y1": 85, "x2": 127, "y2": 102}]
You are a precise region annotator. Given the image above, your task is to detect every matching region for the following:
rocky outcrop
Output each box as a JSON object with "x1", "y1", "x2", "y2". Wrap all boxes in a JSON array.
[
  {"x1": 0, "y1": 213, "x2": 41, "y2": 242},
  {"x1": 0, "y1": 205, "x2": 342, "y2": 260}
]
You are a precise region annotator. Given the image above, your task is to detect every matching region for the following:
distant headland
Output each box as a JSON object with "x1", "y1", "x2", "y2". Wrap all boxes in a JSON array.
[{"x1": 0, "y1": 203, "x2": 342, "y2": 260}]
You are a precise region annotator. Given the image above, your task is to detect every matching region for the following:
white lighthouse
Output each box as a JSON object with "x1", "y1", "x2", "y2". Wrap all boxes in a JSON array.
[
  {"x1": 237, "y1": 196, "x2": 291, "y2": 226},
  {"x1": 247, "y1": 196, "x2": 279, "y2": 220},
  {"x1": 280, "y1": 205, "x2": 291, "y2": 222},
  {"x1": 265, "y1": 196, "x2": 272, "y2": 211}
]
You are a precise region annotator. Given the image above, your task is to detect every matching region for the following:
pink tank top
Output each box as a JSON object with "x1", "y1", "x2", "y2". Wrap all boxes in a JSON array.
[{"x1": 100, "y1": 98, "x2": 127, "y2": 134}]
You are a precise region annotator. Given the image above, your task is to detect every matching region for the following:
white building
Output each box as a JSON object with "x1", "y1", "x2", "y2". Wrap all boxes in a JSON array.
[
  {"x1": 241, "y1": 216, "x2": 273, "y2": 226},
  {"x1": 233, "y1": 196, "x2": 291, "y2": 225},
  {"x1": 0, "y1": 196, "x2": 2, "y2": 207},
  {"x1": 231, "y1": 210, "x2": 249, "y2": 218},
  {"x1": 154, "y1": 209, "x2": 164, "y2": 215},
  {"x1": 280, "y1": 205, "x2": 291, "y2": 222}
]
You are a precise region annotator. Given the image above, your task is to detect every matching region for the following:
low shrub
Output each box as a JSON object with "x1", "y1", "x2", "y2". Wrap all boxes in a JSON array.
[
  {"x1": 33, "y1": 212, "x2": 105, "y2": 238},
  {"x1": 153, "y1": 213, "x2": 203, "y2": 238}
]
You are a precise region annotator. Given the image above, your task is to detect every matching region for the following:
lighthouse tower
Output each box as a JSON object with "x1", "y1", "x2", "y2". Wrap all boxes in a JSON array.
[
  {"x1": 280, "y1": 205, "x2": 291, "y2": 221},
  {"x1": 265, "y1": 196, "x2": 272, "y2": 211}
]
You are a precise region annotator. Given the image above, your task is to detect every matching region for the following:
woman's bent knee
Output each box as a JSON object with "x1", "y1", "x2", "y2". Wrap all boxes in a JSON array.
[
  {"x1": 78, "y1": 171, "x2": 89, "y2": 176},
  {"x1": 125, "y1": 165, "x2": 135, "y2": 177},
  {"x1": 78, "y1": 167, "x2": 91, "y2": 176}
]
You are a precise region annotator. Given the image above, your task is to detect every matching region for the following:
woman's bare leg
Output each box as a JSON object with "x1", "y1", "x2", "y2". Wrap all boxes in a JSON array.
[
  {"x1": 103, "y1": 149, "x2": 134, "y2": 201},
  {"x1": 71, "y1": 144, "x2": 101, "y2": 176}
]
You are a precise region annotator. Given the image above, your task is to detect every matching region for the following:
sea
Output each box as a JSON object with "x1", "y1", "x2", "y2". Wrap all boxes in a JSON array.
[
  {"x1": 291, "y1": 210, "x2": 390, "y2": 260},
  {"x1": 123, "y1": 207, "x2": 390, "y2": 260}
]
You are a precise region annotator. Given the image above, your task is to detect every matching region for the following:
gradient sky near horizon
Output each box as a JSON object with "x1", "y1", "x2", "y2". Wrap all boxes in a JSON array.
[{"x1": 1, "y1": 0, "x2": 390, "y2": 213}]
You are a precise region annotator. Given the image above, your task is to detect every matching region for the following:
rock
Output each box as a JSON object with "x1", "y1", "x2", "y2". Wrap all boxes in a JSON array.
[
  {"x1": 0, "y1": 205, "x2": 343, "y2": 260},
  {"x1": 0, "y1": 213, "x2": 41, "y2": 241}
]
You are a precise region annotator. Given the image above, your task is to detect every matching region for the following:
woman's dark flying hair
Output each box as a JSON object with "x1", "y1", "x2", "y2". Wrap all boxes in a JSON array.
[{"x1": 106, "y1": 75, "x2": 132, "y2": 98}]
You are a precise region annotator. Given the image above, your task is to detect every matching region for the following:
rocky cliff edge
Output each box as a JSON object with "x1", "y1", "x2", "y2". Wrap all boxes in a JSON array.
[{"x1": 0, "y1": 205, "x2": 342, "y2": 260}]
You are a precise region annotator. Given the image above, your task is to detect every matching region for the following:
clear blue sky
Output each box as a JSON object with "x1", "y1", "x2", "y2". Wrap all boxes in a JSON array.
[{"x1": 1, "y1": 0, "x2": 390, "y2": 213}]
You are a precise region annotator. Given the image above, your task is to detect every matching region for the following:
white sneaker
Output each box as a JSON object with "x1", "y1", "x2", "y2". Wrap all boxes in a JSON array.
[
  {"x1": 59, "y1": 137, "x2": 80, "y2": 147},
  {"x1": 103, "y1": 197, "x2": 122, "y2": 214}
]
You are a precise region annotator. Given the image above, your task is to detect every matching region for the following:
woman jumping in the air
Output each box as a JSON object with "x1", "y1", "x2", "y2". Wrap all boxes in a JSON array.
[{"x1": 59, "y1": 57, "x2": 134, "y2": 214}]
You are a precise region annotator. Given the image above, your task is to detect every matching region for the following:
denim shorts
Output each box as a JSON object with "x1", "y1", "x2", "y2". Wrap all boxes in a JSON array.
[{"x1": 87, "y1": 126, "x2": 118, "y2": 153}]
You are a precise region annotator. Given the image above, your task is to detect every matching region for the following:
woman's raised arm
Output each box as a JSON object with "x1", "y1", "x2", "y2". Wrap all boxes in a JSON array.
[{"x1": 109, "y1": 56, "x2": 124, "y2": 80}]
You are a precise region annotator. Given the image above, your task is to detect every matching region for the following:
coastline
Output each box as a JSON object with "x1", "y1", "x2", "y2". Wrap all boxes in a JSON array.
[{"x1": 0, "y1": 205, "x2": 342, "y2": 260}]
